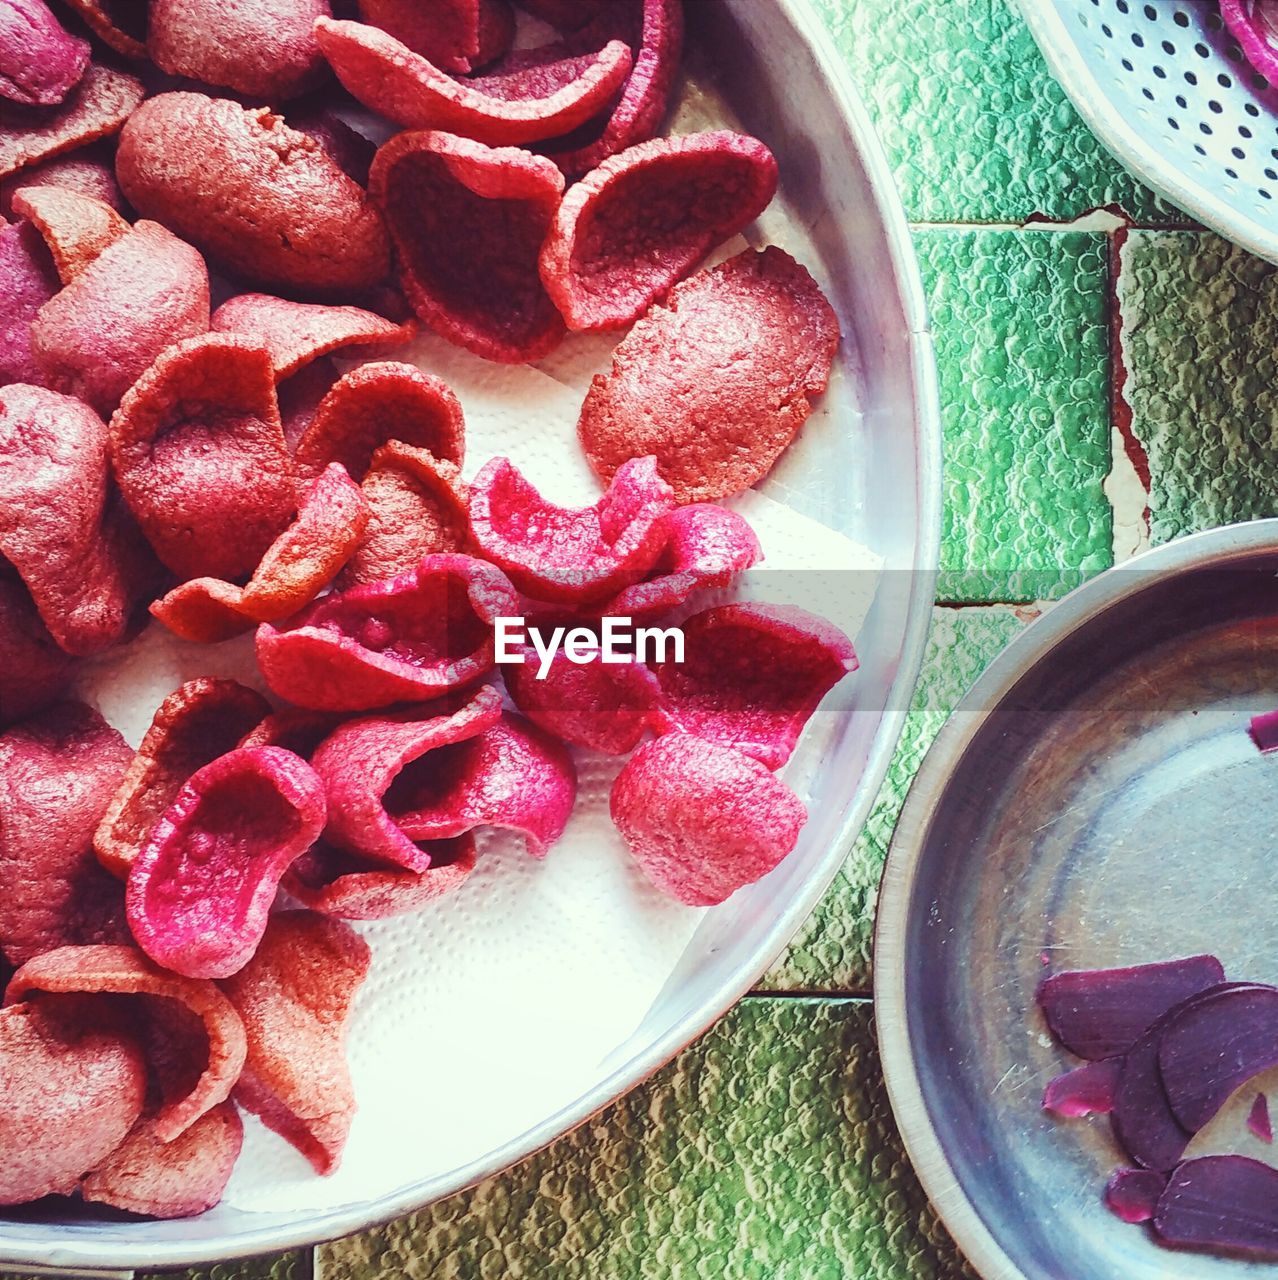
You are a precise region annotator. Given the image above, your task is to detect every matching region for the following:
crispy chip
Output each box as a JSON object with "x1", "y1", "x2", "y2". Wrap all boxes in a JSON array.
[
  {"x1": 0, "y1": 218, "x2": 59, "y2": 385},
  {"x1": 0, "y1": 0, "x2": 89, "y2": 107},
  {"x1": 59, "y1": 0, "x2": 148, "y2": 59},
  {"x1": 0, "y1": 576, "x2": 75, "y2": 727},
  {"x1": 11, "y1": 183, "x2": 129, "y2": 283},
  {"x1": 110, "y1": 333, "x2": 297, "y2": 583},
  {"x1": 256, "y1": 554, "x2": 519, "y2": 711},
  {"x1": 610, "y1": 733, "x2": 807, "y2": 905},
  {"x1": 126, "y1": 747, "x2": 328, "y2": 979},
  {"x1": 579, "y1": 247, "x2": 839, "y2": 503},
  {"x1": 357, "y1": 0, "x2": 479, "y2": 72},
  {"x1": 222, "y1": 911, "x2": 370, "y2": 1175},
  {"x1": 237, "y1": 709, "x2": 339, "y2": 757},
  {"x1": 0, "y1": 145, "x2": 125, "y2": 220}
]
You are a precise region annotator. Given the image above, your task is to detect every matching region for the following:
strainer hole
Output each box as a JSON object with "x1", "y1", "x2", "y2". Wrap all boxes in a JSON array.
[
  {"x1": 1209, "y1": 100, "x2": 1223, "y2": 113},
  {"x1": 1162, "y1": 38, "x2": 1176, "y2": 55},
  {"x1": 1144, "y1": 2, "x2": 1157, "y2": 18},
  {"x1": 1173, "y1": 9, "x2": 1189, "y2": 26},
  {"x1": 1175, "y1": 94, "x2": 1188, "y2": 107},
  {"x1": 1205, "y1": 9, "x2": 1224, "y2": 31},
  {"x1": 1116, "y1": 0, "x2": 1129, "y2": 12},
  {"x1": 1219, "y1": 73, "x2": 1233, "y2": 88},
  {"x1": 1199, "y1": 121, "x2": 1213, "y2": 135},
  {"x1": 1122, "y1": 56, "x2": 1134, "y2": 71},
  {"x1": 1194, "y1": 41, "x2": 1210, "y2": 57},
  {"x1": 1247, "y1": 102, "x2": 1261, "y2": 116},
  {"x1": 1184, "y1": 70, "x2": 1198, "y2": 85},
  {"x1": 1154, "y1": 64, "x2": 1167, "y2": 78},
  {"x1": 1168, "y1": 116, "x2": 1180, "y2": 130},
  {"x1": 1132, "y1": 31, "x2": 1145, "y2": 48},
  {"x1": 1241, "y1": 125, "x2": 1254, "y2": 138},
  {"x1": 1254, "y1": 73, "x2": 1271, "y2": 91},
  {"x1": 1194, "y1": 143, "x2": 1207, "y2": 156},
  {"x1": 1101, "y1": 22, "x2": 1112, "y2": 37},
  {"x1": 1262, "y1": 189, "x2": 1273, "y2": 200},
  {"x1": 1226, "y1": 167, "x2": 1239, "y2": 179},
  {"x1": 1233, "y1": 146, "x2": 1247, "y2": 159},
  {"x1": 1142, "y1": 87, "x2": 1154, "y2": 101},
  {"x1": 1265, "y1": 167, "x2": 1277, "y2": 179}
]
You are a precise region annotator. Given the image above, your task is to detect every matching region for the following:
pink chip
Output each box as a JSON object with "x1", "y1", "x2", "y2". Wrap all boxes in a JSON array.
[
  {"x1": 126, "y1": 747, "x2": 328, "y2": 980},
  {"x1": 0, "y1": 146, "x2": 125, "y2": 220},
  {"x1": 11, "y1": 184, "x2": 128, "y2": 284},
  {"x1": 0, "y1": 0, "x2": 90, "y2": 107},
  {"x1": 650, "y1": 604, "x2": 856, "y2": 769},
  {"x1": 0, "y1": 577, "x2": 75, "y2": 727},
  {"x1": 542, "y1": 131, "x2": 778, "y2": 331},
  {"x1": 390, "y1": 711, "x2": 577, "y2": 856},
  {"x1": 610, "y1": 733, "x2": 807, "y2": 905},
  {"x1": 256, "y1": 554, "x2": 519, "y2": 711},
  {"x1": 311, "y1": 685, "x2": 501, "y2": 870},
  {"x1": 469, "y1": 455, "x2": 673, "y2": 604},
  {"x1": 358, "y1": 0, "x2": 480, "y2": 72},
  {"x1": 0, "y1": 218, "x2": 59, "y2": 385}
]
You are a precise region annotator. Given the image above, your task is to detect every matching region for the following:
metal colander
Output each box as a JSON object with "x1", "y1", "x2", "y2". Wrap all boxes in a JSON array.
[{"x1": 1019, "y1": 0, "x2": 1278, "y2": 262}]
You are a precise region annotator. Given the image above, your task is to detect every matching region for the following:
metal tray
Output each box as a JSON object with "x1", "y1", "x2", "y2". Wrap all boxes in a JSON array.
[
  {"x1": 0, "y1": 1, "x2": 940, "y2": 1272},
  {"x1": 876, "y1": 521, "x2": 1278, "y2": 1280}
]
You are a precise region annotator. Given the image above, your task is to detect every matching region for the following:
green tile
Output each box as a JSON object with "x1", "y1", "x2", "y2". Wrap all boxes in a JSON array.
[
  {"x1": 318, "y1": 999, "x2": 972, "y2": 1280},
  {"x1": 918, "y1": 229, "x2": 1114, "y2": 602},
  {"x1": 762, "y1": 605, "x2": 1029, "y2": 993},
  {"x1": 815, "y1": 0, "x2": 1178, "y2": 225},
  {"x1": 1, "y1": 1250, "x2": 308, "y2": 1280},
  {"x1": 1118, "y1": 230, "x2": 1278, "y2": 542}
]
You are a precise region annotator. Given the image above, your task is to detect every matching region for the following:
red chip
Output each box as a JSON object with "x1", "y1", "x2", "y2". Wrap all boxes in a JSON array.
[
  {"x1": 316, "y1": 17, "x2": 631, "y2": 144},
  {"x1": 610, "y1": 733, "x2": 807, "y2": 905},
  {"x1": 126, "y1": 747, "x2": 328, "y2": 980},
  {"x1": 151, "y1": 463, "x2": 371, "y2": 644},
  {"x1": 357, "y1": 0, "x2": 479, "y2": 72},
  {"x1": 390, "y1": 711, "x2": 577, "y2": 856},
  {"x1": 285, "y1": 835, "x2": 476, "y2": 919},
  {"x1": 369, "y1": 130, "x2": 566, "y2": 362},
  {"x1": 0, "y1": 576, "x2": 75, "y2": 727},
  {"x1": 0, "y1": 996, "x2": 146, "y2": 1205},
  {"x1": 469, "y1": 454, "x2": 673, "y2": 604},
  {"x1": 294, "y1": 360, "x2": 465, "y2": 482},
  {"x1": 95, "y1": 678, "x2": 271, "y2": 879},
  {"x1": 0, "y1": 702, "x2": 132, "y2": 967},
  {"x1": 6, "y1": 944, "x2": 248, "y2": 1142},
  {"x1": 110, "y1": 333, "x2": 297, "y2": 583},
  {"x1": 542, "y1": 131, "x2": 778, "y2": 331},
  {"x1": 11, "y1": 183, "x2": 129, "y2": 284},
  {"x1": 59, "y1": 0, "x2": 148, "y2": 60},
  {"x1": 256, "y1": 554, "x2": 519, "y2": 711},
  {"x1": 222, "y1": 910, "x2": 371, "y2": 1175},
  {"x1": 650, "y1": 604, "x2": 857, "y2": 769},
  {"x1": 0, "y1": 0, "x2": 89, "y2": 107},
  {"x1": 579, "y1": 246, "x2": 840, "y2": 503},
  {"x1": 0, "y1": 218, "x2": 59, "y2": 385},
  {"x1": 237, "y1": 709, "x2": 338, "y2": 758},
  {"x1": 310, "y1": 684, "x2": 501, "y2": 870},
  {"x1": 212, "y1": 294, "x2": 416, "y2": 381},
  {"x1": 0, "y1": 146, "x2": 125, "y2": 220},
  {"x1": 32, "y1": 219, "x2": 211, "y2": 416},
  {"x1": 278, "y1": 357, "x2": 338, "y2": 453},
  {"x1": 338, "y1": 442, "x2": 470, "y2": 589}
]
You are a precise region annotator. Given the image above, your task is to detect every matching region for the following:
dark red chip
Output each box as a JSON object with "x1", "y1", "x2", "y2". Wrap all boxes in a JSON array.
[
  {"x1": 0, "y1": 218, "x2": 60, "y2": 385},
  {"x1": 11, "y1": 183, "x2": 128, "y2": 284},
  {"x1": 0, "y1": 0, "x2": 90, "y2": 107},
  {"x1": 357, "y1": 0, "x2": 479, "y2": 73},
  {"x1": 0, "y1": 577, "x2": 75, "y2": 727},
  {"x1": 237, "y1": 709, "x2": 339, "y2": 758},
  {"x1": 0, "y1": 146, "x2": 125, "y2": 220}
]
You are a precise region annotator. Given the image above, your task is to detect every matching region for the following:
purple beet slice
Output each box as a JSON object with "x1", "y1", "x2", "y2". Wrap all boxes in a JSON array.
[
  {"x1": 1248, "y1": 1092, "x2": 1274, "y2": 1143},
  {"x1": 1111, "y1": 1006, "x2": 1195, "y2": 1172},
  {"x1": 0, "y1": 0, "x2": 90, "y2": 107},
  {"x1": 1104, "y1": 1168, "x2": 1167, "y2": 1225},
  {"x1": 1041, "y1": 1059, "x2": 1120, "y2": 1119},
  {"x1": 1036, "y1": 954, "x2": 1226, "y2": 1061},
  {"x1": 1154, "y1": 1155, "x2": 1278, "y2": 1259}
]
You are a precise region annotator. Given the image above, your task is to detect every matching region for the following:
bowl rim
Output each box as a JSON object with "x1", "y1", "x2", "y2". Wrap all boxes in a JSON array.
[{"x1": 873, "y1": 518, "x2": 1278, "y2": 1280}]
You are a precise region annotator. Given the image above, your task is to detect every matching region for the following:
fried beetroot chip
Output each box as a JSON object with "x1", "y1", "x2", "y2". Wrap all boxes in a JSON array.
[
  {"x1": 257, "y1": 554, "x2": 518, "y2": 711},
  {"x1": 0, "y1": 996, "x2": 146, "y2": 1204},
  {"x1": 542, "y1": 131, "x2": 778, "y2": 331},
  {"x1": 212, "y1": 294, "x2": 415, "y2": 381},
  {"x1": 312, "y1": 685, "x2": 500, "y2": 869},
  {"x1": 0, "y1": 0, "x2": 90, "y2": 107},
  {"x1": 357, "y1": 0, "x2": 477, "y2": 72},
  {"x1": 0, "y1": 146, "x2": 125, "y2": 220},
  {"x1": 610, "y1": 733, "x2": 807, "y2": 905},
  {"x1": 469, "y1": 454, "x2": 673, "y2": 604},
  {"x1": 0, "y1": 577, "x2": 75, "y2": 726},
  {"x1": 278, "y1": 356, "x2": 337, "y2": 452},
  {"x1": 151, "y1": 463, "x2": 370, "y2": 643},
  {"x1": 369, "y1": 130, "x2": 565, "y2": 362},
  {"x1": 294, "y1": 361, "x2": 465, "y2": 482},
  {"x1": 32, "y1": 220, "x2": 211, "y2": 415},
  {"x1": 388, "y1": 711, "x2": 576, "y2": 856},
  {"x1": 116, "y1": 92, "x2": 390, "y2": 294},
  {"x1": 285, "y1": 834, "x2": 476, "y2": 919},
  {"x1": 109, "y1": 333, "x2": 297, "y2": 582},
  {"x1": 149, "y1": 0, "x2": 331, "y2": 100},
  {"x1": 59, "y1": 0, "x2": 148, "y2": 59},
  {"x1": 315, "y1": 17, "x2": 630, "y2": 144},
  {"x1": 7, "y1": 945, "x2": 247, "y2": 1141},
  {"x1": 0, "y1": 218, "x2": 59, "y2": 385},
  {"x1": 0, "y1": 64, "x2": 144, "y2": 181},
  {"x1": 222, "y1": 910, "x2": 370, "y2": 1175},
  {"x1": 650, "y1": 604, "x2": 857, "y2": 770},
  {"x1": 95, "y1": 678, "x2": 271, "y2": 879},
  {"x1": 0, "y1": 385, "x2": 142, "y2": 654},
  {"x1": 82, "y1": 1101, "x2": 243, "y2": 1218},
  {"x1": 127, "y1": 747, "x2": 328, "y2": 980},
  {"x1": 515, "y1": 0, "x2": 608, "y2": 29},
  {"x1": 11, "y1": 183, "x2": 128, "y2": 283},
  {"x1": 579, "y1": 246, "x2": 840, "y2": 503},
  {"x1": 0, "y1": 702, "x2": 131, "y2": 967},
  {"x1": 238, "y1": 709, "x2": 337, "y2": 757}
]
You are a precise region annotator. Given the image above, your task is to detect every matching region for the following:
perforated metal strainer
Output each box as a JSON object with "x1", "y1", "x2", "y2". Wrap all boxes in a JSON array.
[{"x1": 1019, "y1": 0, "x2": 1278, "y2": 261}]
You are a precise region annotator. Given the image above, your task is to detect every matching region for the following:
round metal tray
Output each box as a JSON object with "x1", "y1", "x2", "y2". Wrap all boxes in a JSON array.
[
  {"x1": 0, "y1": 1, "x2": 940, "y2": 1271},
  {"x1": 876, "y1": 521, "x2": 1278, "y2": 1280}
]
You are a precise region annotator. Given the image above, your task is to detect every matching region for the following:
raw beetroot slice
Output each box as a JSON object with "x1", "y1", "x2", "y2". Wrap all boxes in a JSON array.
[
  {"x1": 1041, "y1": 1059, "x2": 1120, "y2": 1119},
  {"x1": 256, "y1": 554, "x2": 519, "y2": 711},
  {"x1": 650, "y1": 604, "x2": 856, "y2": 770},
  {"x1": 6, "y1": 944, "x2": 248, "y2": 1142},
  {"x1": 0, "y1": 0, "x2": 90, "y2": 107},
  {"x1": 1105, "y1": 1168, "x2": 1167, "y2": 1226},
  {"x1": 542, "y1": 131, "x2": 778, "y2": 331},
  {"x1": 0, "y1": 218, "x2": 59, "y2": 385},
  {"x1": 1222, "y1": 1, "x2": 1278, "y2": 86},
  {"x1": 315, "y1": 17, "x2": 631, "y2": 144},
  {"x1": 96, "y1": 678, "x2": 271, "y2": 879},
  {"x1": 369, "y1": 130, "x2": 566, "y2": 363},
  {"x1": 1250, "y1": 1092, "x2": 1273, "y2": 1142},
  {"x1": 1251, "y1": 706, "x2": 1278, "y2": 752},
  {"x1": 126, "y1": 747, "x2": 328, "y2": 980},
  {"x1": 222, "y1": 910, "x2": 371, "y2": 1175},
  {"x1": 1036, "y1": 953, "x2": 1226, "y2": 1061},
  {"x1": 151, "y1": 463, "x2": 371, "y2": 643},
  {"x1": 110, "y1": 333, "x2": 297, "y2": 583},
  {"x1": 389, "y1": 711, "x2": 577, "y2": 857},
  {"x1": 1154, "y1": 1155, "x2": 1278, "y2": 1258},
  {"x1": 0, "y1": 702, "x2": 132, "y2": 968},
  {"x1": 311, "y1": 685, "x2": 501, "y2": 870},
  {"x1": 469, "y1": 455, "x2": 673, "y2": 604},
  {"x1": 10, "y1": 184, "x2": 128, "y2": 284},
  {"x1": 610, "y1": 733, "x2": 807, "y2": 906}
]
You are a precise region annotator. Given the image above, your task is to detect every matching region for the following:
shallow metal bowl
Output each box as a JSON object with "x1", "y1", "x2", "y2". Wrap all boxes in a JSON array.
[{"x1": 876, "y1": 521, "x2": 1278, "y2": 1280}]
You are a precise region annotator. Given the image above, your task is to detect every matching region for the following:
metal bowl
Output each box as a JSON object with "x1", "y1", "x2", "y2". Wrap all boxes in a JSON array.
[
  {"x1": 0, "y1": 1, "x2": 940, "y2": 1272},
  {"x1": 876, "y1": 521, "x2": 1278, "y2": 1280}
]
